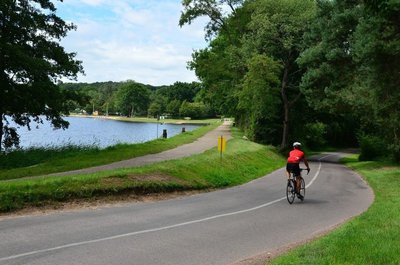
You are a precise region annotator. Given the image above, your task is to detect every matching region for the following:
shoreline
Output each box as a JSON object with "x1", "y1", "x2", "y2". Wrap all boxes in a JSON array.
[{"x1": 68, "y1": 113, "x2": 216, "y2": 126}]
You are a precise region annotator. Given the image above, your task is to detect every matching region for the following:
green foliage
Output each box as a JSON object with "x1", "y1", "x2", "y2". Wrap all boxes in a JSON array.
[
  {"x1": 115, "y1": 81, "x2": 151, "y2": 116},
  {"x1": 61, "y1": 81, "x2": 206, "y2": 119},
  {"x1": 238, "y1": 54, "x2": 282, "y2": 144},
  {"x1": 299, "y1": 0, "x2": 400, "y2": 161},
  {"x1": 181, "y1": 0, "x2": 317, "y2": 148},
  {"x1": 179, "y1": 0, "x2": 244, "y2": 41},
  {"x1": 195, "y1": 0, "x2": 316, "y2": 148},
  {"x1": 147, "y1": 102, "x2": 163, "y2": 117},
  {"x1": 179, "y1": 101, "x2": 209, "y2": 119},
  {"x1": 166, "y1": 99, "x2": 182, "y2": 117},
  {"x1": 183, "y1": 1, "x2": 253, "y2": 117},
  {"x1": 156, "y1": 81, "x2": 201, "y2": 103},
  {"x1": 0, "y1": 0, "x2": 83, "y2": 151},
  {"x1": 302, "y1": 122, "x2": 327, "y2": 149},
  {"x1": 358, "y1": 134, "x2": 386, "y2": 161},
  {"x1": 189, "y1": 40, "x2": 244, "y2": 117}
]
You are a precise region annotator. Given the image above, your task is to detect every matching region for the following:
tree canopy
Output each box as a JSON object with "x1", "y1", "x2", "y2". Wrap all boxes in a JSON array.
[
  {"x1": 180, "y1": 0, "x2": 400, "y2": 160},
  {"x1": 299, "y1": 0, "x2": 400, "y2": 160},
  {"x1": 115, "y1": 82, "x2": 151, "y2": 117},
  {"x1": 181, "y1": 0, "x2": 316, "y2": 147},
  {"x1": 0, "y1": 0, "x2": 83, "y2": 151}
]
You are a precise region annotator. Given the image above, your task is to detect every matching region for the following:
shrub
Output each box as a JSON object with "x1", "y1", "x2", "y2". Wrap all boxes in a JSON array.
[
  {"x1": 303, "y1": 122, "x2": 327, "y2": 149},
  {"x1": 358, "y1": 134, "x2": 385, "y2": 161},
  {"x1": 388, "y1": 143, "x2": 400, "y2": 163},
  {"x1": 179, "y1": 101, "x2": 208, "y2": 119}
]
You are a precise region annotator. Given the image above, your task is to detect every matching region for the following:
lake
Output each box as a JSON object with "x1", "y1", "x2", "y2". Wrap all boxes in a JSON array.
[{"x1": 14, "y1": 116, "x2": 200, "y2": 149}]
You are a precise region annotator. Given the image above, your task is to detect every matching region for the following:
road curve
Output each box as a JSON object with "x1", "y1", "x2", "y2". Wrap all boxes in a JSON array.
[{"x1": 0, "y1": 152, "x2": 373, "y2": 265}]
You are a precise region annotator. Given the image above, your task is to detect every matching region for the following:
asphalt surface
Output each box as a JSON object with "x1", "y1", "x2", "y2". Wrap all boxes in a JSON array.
[{"x1": 0, "y1": 151, "x2": 374, "y2": 265}]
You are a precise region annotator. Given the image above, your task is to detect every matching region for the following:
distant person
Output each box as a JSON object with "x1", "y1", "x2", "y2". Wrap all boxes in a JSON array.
[{"x1": 286, "y1": 142, "x2": 310, "y2": 199}]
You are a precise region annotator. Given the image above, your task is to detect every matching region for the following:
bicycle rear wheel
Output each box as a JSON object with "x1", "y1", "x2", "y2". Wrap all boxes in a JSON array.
[
  {"x1": 298, "y1": 177, "x2": 305, "y2": 201},
  {"x1": 286, "y1": 179, "x2": 296, "y2": 204}
]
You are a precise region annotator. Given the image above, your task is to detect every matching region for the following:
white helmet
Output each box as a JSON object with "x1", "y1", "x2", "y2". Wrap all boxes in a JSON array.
[{"x1": 293, "y1": 142, "x2": 301, "y2": 147}]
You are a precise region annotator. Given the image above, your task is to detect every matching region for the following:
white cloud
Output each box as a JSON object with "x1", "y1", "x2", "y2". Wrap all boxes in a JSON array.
[
  {"x1": 80, "y1": 0, "x2": 104, "y2": 6},
  {"x1": 57, "y1": 0, "x2": 208, "y2": 85}
]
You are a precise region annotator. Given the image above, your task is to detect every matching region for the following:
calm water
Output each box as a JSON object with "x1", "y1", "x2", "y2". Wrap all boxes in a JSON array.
[{"x1": 14, "y1": 117, "x2": 200, "y2": 149}]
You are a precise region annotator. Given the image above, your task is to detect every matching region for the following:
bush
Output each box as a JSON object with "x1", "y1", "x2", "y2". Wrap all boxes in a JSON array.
[
  {"x1": 303, "y1": 122, "x2": 327, "y2": 149},
  {"x1": 388, "y1": 143, "x2": 400, "y2": 162},
  {"x1": 179, "y1": 101, "x2": 208, "y2": 119},
  {"x1": 358, "y1": 134, "x2": 386, "y2": 161}
]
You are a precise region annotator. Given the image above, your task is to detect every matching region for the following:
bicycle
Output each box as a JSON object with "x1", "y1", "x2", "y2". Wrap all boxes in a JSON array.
[{"x1": 286, "y1": 168, "x2": 308, "y2": 204}]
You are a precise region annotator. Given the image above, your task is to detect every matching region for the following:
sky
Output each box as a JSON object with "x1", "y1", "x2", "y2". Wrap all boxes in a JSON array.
[{"x1": 55, "y1": 0, "x2": 208, "y2": 86}]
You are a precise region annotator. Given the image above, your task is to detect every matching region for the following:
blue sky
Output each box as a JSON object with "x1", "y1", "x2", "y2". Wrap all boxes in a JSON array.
[{"x1": 55, "y1": 0, "x2": 208, "y2": 86}]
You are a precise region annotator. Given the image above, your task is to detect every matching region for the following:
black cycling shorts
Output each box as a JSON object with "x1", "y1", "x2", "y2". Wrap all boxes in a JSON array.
[{"x1": 286, "y1": 163, "x2": 301, "y2": 176}]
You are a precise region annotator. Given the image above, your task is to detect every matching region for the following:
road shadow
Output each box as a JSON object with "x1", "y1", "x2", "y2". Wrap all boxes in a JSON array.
[
  {"x1": 296, "y1": 199, "x2": 329, "y2": 205},
  {"x1": 308, "y1": 149, "x2": 360, "y2": 164}
]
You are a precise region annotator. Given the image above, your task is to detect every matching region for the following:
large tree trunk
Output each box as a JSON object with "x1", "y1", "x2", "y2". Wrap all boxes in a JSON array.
[{"x1": 280, "y1": 66, "x2": 290, "y2": 150}]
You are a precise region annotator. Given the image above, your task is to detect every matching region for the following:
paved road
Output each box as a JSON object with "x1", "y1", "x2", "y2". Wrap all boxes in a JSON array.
[{"x1": 0, "y1": 152, "x2": 373, "y2": 265}]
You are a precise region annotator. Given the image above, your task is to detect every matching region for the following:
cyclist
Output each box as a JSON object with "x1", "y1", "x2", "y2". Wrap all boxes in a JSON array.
[{"x1": 286, "y1": 142, "x2": 310, "y2": 199}]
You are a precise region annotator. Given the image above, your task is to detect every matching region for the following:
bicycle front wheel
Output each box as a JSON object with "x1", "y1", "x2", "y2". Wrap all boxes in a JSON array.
[{"x1": 286, "y1": 179, "x2": 296, "y2": 204}]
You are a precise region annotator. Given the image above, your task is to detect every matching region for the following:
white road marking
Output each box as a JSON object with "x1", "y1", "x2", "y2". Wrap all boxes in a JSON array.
[
  {"x1": 0, "y1": 154, "x2": 334, "y2": 262},
  {"x1": 306, "y1": 154, "x2": 332, "y2": 188}
]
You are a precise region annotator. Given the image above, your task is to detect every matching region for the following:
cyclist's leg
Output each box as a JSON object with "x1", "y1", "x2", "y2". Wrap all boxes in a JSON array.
[
  {"x1": 295, "y1": 175, "x2": 304, "y2": 199},
  {"x1": 292, "y1": 163, "x2": 301, "y2": 192},
  {"x1": 285, "y1": 163, "x2": 292, "y2": 179},
  {"x1": 296, "y1": 175, "x2": 302, "y2": 193}
]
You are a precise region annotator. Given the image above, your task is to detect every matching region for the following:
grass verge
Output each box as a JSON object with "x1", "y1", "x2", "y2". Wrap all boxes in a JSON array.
[
  {"x1": 267, "y1": 156, "x2": 400, "y2": 265},
  {"x1": 0, "y1": 122, "x2": 220, "y2": 180},
  {"x1": 0, "y1": 128, "x2": 286, "y2": 213}
]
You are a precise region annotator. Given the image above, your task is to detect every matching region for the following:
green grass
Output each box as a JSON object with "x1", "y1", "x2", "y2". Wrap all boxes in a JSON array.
[
  {"x1": 268, "y1": 156, "x2": 400, "y2": 265},
  {"x1": 0, "y1": 128, "x2": 286, "y2": 212},
  {"x1": 0, "y1": 122, "x2": 220, "y2": 180}
]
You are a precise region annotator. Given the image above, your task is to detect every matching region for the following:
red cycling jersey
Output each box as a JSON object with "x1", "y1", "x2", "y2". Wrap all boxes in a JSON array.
[{"x1": 287, "y1": 149, "x2": 304, "y2": 164}]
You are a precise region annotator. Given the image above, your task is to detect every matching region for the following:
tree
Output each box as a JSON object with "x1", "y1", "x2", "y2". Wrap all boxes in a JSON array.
[
  {"x1": 148, "y1": 95, "x2": 167, "y2": 117},
  {"x1": 179, "y1": 0, "x2": 244, "y2": 41},
  {"x1": 115, "y1": 82, "x2": 151, "y2": 117},
  {"x1": 299, "y1": 0, "x2": 361, "y2": 113},
  {"x1": 147, "y1": 102, "x2": 163, "y2": 118},
  {"x1": 355, "y1": 0, "x2": 400, "y2": 160},
  {"x1": 181, "y1": 0, "x2": 316, "y2": 148},
  {"x1": 238, "y1": 54, "x2": 282, "y2": 143},
  {"x1": 166, "y1": 99, "x2": 181, "y2": 117},
  {"x1": 189, "y1": 38, "x2": 244, "y2": 117},
  {"x1": 299, "y1": 0, "x2": 400, "y2": 160},
  {"x1": 182, "y1": 1, "x2": 252, "y2": 118},
  {"x1": 97, "y1": 82, "x2": 119, "y2": 115},
  {"x1": 155, "y1": 81, "x2": 201, "y2": 102},
  {"x1": 179, "y1": 101, "x2": 208, "y2": 119},
  {"x1": 242, "y1": 0, "x2": 316, "y2": 148},
  {"x1": 0, "y1": 0, "x2": 83, "y2": 151}
]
